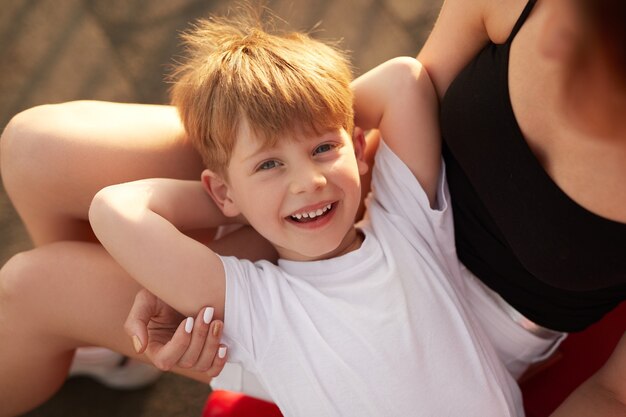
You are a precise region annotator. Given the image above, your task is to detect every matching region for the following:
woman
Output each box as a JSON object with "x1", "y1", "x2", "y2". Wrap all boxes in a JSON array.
[{"x1": 0, "y1": 0, "x2": 624, "y2": 415}]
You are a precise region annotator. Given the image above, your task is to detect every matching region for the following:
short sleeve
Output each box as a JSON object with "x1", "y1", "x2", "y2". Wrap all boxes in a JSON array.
[
  {"x1": 218, "y1": 256, "x2": 279, "y2": 371},
  {"x1": 369, "y1": 139, "x2": 454, "y2": 248}
]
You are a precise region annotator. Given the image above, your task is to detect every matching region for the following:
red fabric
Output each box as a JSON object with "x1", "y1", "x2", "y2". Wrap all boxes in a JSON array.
[
  {"x1": 202, "y1": 303, "x2": 625, "y2": 417},
  {"x1": 521, "y1": 302, "x2": 626, "y2": 417},
  {"x1": 202, "y1": 390, "x2": 282, "y2": 417}
]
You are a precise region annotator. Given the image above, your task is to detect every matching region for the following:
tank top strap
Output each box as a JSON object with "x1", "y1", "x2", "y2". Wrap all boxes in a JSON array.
[{"x1": 505, "y1": 0, "x2": 537, "y2": 44}]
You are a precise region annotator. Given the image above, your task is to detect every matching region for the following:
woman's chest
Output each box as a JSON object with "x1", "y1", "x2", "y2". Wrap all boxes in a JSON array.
[{"x1": 508, "y1": 25, "x2": 626, "y2": 224}]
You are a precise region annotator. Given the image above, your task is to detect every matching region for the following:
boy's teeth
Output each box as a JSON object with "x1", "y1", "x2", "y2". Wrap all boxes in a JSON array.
[{"x1": 291, "y1": 204, "x2": 333, "y2": 220}]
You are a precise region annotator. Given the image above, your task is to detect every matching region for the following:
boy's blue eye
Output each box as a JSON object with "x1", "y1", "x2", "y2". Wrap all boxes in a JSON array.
[
  {"x1": 313, "y1": 143, "x2": 338, "y2": 155},
  {"x1": 257, "y1": 160, "x2": 281, "y2": 171}
]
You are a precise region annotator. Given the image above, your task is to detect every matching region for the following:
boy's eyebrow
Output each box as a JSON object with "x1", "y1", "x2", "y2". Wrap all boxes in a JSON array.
[
  {"x1": 239, "y1": 129, "x2": 342, "y2": 163},
  {"x1": 240, "y1": 140, "x2": 274, "y2": 163}
]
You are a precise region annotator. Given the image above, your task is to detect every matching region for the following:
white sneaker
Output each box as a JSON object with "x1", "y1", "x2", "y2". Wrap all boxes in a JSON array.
[{"x1": 69, "y1": 347, "x2": 162, "y2": 390}]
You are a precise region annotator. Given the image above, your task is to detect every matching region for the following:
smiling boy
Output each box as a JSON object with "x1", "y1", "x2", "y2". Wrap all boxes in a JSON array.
[
  {"x1": 211, "y1": 118, "x2": 366, "y2": 262},
  {"x1": 88, "y1": 9, "x2": 523, "y2": 417}
]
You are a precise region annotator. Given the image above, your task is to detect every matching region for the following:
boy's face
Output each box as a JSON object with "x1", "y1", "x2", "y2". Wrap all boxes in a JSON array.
[{"x1": 205, "y1": 120, "x2": 368, "y2": 261}]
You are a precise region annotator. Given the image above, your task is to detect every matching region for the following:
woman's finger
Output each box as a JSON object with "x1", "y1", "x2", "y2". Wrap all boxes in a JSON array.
[
  {"x1": 204, "y1": 344, "x2": 228, "y2": 378},
  {"x1": 194, "y1": 319, "x2": 227, "y2": 376},
  {"x1": 148, "y1": 316, "x2": 194, "y2": 371},
  {"x1": 124, "y1": 289, "x2": 158, "y2": 354},
  {"x1": 177, "y1": 307, "x2": 213, "y2": 368}
]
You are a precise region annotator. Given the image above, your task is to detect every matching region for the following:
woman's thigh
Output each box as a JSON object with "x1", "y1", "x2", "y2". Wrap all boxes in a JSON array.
[
  {"x1": 0, "y1": 241, "x2": 213, "y2": 381},
  {"x1": 0, "y1": 242, "x2": 212, "y2": 414},
  {"x1": 1, "y1": 242, "x2": 145, "y2": 353},
  {"x1": 1, "y1": 101, "x2": 204, "y2": 245}
]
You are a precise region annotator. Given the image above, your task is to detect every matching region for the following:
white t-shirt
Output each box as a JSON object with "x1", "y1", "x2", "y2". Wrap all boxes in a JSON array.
[{"x1": 218, "y1": 141, "x2": 523, "y2": 417}]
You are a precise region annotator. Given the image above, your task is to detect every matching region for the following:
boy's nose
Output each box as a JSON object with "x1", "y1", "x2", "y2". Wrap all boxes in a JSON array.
[{"x1": 289, "y1": 166, "x2": 327, "y2": 194}]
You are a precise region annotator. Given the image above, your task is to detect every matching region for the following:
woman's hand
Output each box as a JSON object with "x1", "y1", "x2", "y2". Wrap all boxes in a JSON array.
[{"x1": 124, "y1": 288, "x2": 228, "y2": 376}]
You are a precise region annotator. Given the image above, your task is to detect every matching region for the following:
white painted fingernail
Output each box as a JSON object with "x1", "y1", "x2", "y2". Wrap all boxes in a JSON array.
[
  {"x1": 218, "y1": 346, "x2": 227, "y2": 359},
  {"x1": 203, "y1": 307, "x2": 214, "y2": 324},
  {"x1": 185, "y1": 317, "x2": 194, "y2": 333}
]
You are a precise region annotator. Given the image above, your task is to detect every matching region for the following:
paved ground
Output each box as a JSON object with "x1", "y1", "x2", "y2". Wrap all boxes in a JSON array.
[{"x1": 0, "y1": 0, "x2": 441, "y2": 415}]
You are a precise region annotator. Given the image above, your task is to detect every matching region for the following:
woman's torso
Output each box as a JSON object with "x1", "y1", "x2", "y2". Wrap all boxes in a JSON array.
[{"x1": 440, "y1": 0, "x2": 626, "y2": 331}]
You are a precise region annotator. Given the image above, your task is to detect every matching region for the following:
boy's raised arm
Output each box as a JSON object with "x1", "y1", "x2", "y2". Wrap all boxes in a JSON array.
[
  {"x1": 89, "y1": 178, "x2": 229, "y2": 319},
  {"x1": 352, "y1": 57, "x2": 441, "y2": 207}
]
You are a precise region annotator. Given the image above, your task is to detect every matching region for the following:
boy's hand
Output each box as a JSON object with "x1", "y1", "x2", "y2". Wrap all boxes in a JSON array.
[{"x1": 124, "y1": 288, "x2": 228, "y2": 376}]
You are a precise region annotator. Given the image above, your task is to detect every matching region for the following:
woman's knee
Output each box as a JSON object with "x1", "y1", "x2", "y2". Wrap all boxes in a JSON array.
[
  {"x1": 1, "y1": 103, "x2": 74, "y2": 195},
  {"x1": 0, "y1": 249, "x2": 50, "y2": 310}
]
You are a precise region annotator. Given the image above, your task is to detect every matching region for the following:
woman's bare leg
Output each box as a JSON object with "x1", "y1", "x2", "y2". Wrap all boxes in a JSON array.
[
  {"x1": 0, "y1": 241, "x2": 212, "y2": 417},
  {"x1": 0, "y1": 101, "x2": 210, "y2": 397},
  {"x1": 0, "y1": 101, "x2": 204, "y2": 246}
]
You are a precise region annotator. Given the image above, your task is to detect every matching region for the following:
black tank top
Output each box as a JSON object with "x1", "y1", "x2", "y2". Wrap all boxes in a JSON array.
[{"x1": 440, "y1": 0, "x2": 626, "y2": 332}]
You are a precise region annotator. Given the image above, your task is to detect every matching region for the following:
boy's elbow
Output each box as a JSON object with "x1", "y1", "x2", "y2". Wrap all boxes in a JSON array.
[
  {"x1": 89, "y1": 186, "x2": 130, "y2": 231},
  {"x1": 388, "y1": 56, "x2": 423, "y2": 71},
  {"x1": 386, "y1": 57, "x2": 424, "y2": 78},
  {"x1": 89, "y1": 184, "x2": 151, "y2": 235},
  {"x1": 382, "y1": 57, "x2": 437, "y2": 105},
  {"x1": 88, "y1": 187, "x2": 114, "y2": 233}
]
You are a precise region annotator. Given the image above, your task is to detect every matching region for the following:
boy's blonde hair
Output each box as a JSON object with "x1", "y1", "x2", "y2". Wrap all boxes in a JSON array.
[{"x1": 170, "y1": 6, "x2": 354, "y2": 176}]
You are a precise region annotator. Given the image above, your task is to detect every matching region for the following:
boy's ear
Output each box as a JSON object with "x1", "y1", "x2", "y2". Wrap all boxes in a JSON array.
[
  {"x1": 352, "y1": 126, "x2": 369, "y2": 176},
  {"x1": 200, "y1": 169, "x2": 240, "y2": 217}
]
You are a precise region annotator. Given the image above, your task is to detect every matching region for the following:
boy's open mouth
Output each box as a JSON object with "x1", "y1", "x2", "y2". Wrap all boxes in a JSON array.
[{"x1": 288, "y1": 203, "x2": 334, "y2": 223}]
